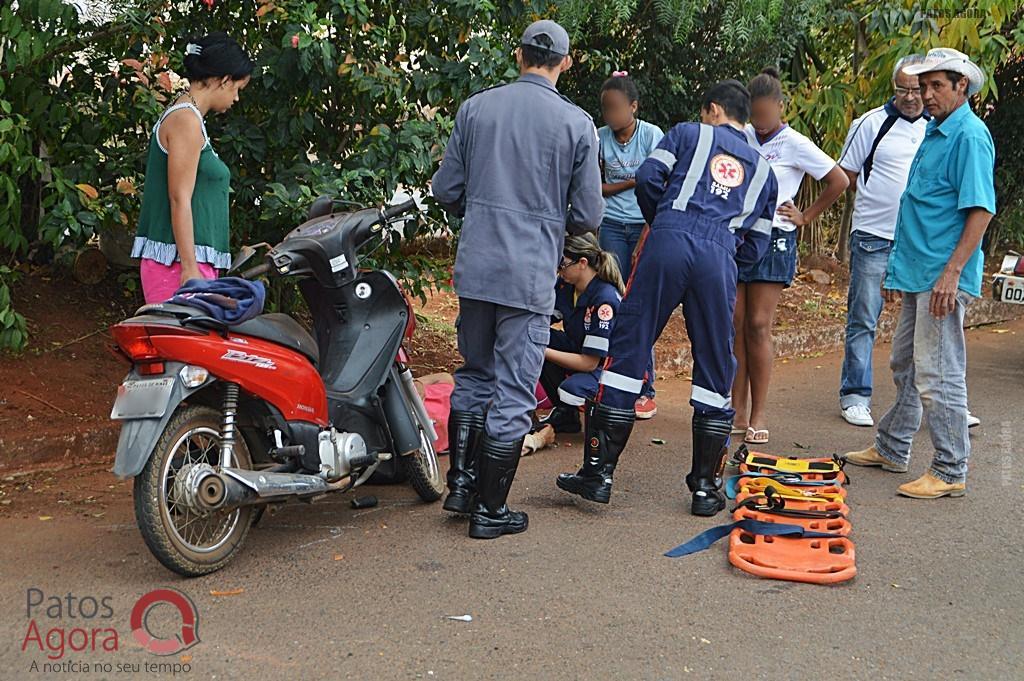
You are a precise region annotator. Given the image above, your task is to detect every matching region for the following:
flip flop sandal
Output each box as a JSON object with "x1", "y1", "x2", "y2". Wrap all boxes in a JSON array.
[{"x1": 744, "y1": 427, "x2": 770, "y2": 445}]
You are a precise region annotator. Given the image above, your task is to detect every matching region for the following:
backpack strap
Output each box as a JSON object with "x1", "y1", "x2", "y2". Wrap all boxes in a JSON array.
[{"x1": 861, "y1": 113, "x2": 899, "y2": 186}]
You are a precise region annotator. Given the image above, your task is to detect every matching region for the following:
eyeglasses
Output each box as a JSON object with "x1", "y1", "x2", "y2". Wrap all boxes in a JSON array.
[
  {"x1": 894, "y1": 86, "x2": 923, "y2": 98},
  {"x1": 558, "y1": 256, "x2": 580, "y2": 271}
]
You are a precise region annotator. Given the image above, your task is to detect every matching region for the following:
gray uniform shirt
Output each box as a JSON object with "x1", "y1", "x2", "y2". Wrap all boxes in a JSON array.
[{"x1": 432, "y1": 73, "x2": 604, "y2": 315}]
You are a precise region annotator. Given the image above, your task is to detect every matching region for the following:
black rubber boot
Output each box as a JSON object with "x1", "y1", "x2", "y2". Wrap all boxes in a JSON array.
[
  {"x1": 536, "y1": 405, "x2": 582, "y2": 434},
  {"x1": 468, "y1": 435, "x2": 528, "y2": 539},
  {"x1": 556, "y1": 403, "x2": 634, "y2": 504},
  {"x1": 443, "y1": 411, "x2": 485, "y2": 514},
  {"x1": 686, "y1": 415, "x2": 732, "y2": 517}
]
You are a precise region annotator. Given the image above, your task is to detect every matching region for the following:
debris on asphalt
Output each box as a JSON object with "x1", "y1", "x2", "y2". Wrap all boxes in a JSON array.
[
  {"x1": 334, "y1": 554, "x2": 345, "y2": 561},
  {"x1": 651, "y1": 438, "x2": 666, "y2": 445},
  {"x1": 351, "y1": 495, "x2": 378, "y2": 509},
  {"x1": 445, "y1": 615, "x2": 473, "y2": 622},
  {"x1": 210, "y1": 588, "x2": 245, "y2": 597}
]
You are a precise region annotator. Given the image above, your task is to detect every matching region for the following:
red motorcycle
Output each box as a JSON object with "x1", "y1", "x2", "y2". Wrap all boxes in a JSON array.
[{"x1": 109, "y1": 197, "x2": 443, "y2": 576}]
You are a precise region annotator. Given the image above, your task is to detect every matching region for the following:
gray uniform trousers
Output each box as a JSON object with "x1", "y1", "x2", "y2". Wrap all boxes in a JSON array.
[{"x1": 450, "y1": 297, "x2": 550, "y2": 441}]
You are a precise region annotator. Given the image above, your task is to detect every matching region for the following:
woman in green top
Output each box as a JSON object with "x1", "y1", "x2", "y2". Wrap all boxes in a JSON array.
[{"x1": 133, "y1": 32, "x2": 253, "y2": 303}]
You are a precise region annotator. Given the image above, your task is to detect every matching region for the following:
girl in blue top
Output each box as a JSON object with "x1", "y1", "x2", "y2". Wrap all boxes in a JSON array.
[
  {"x1": 597, "y1": 72, "x2": 662, "y2": 418},
  {"x1": 538, "y1": 234, "x2": 624, "y2": 433}
]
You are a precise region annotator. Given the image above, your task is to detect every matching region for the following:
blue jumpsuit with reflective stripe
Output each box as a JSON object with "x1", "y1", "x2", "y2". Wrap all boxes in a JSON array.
[
  {"x1": 543, "y1": 277, "x2": 620, "y2": 407},
  {"x1": 596, "y1": 122, "x2": 778, "y2": 420}
]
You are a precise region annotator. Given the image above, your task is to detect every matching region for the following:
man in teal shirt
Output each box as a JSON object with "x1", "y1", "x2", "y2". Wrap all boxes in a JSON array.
[{"x1": 844, "y1": 48, "x2": 996, "y2": 499}]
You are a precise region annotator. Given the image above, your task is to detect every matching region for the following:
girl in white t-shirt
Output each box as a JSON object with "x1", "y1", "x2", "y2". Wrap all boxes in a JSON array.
[{"x1": 732, "y1": 68, "x2": 849, "y2": 444}]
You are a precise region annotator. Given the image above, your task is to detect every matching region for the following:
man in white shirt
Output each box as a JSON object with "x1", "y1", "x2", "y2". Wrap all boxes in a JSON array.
[{"x1": 837, "y1": 55, "x2": 930, "y2": 427}]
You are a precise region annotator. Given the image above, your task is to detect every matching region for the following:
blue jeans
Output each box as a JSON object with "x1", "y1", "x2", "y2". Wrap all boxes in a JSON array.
[
  {"x1": 839, "y1": 232, "x2": 892, "y2": 409},
  {"x1": 873, "y1": 290, "x2": 973, "y2": 483},
  {"x1": 599, "y1": 218, "x2": 656, "y2": 398}
]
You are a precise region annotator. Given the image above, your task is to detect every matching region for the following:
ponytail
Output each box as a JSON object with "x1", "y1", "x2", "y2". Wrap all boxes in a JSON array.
[
  {"x1": 563, "y1": 233, "x2": 625, "y2": 294},
  {"x1": 594, "y1": 250, "x2": 626, "y2": 294}
]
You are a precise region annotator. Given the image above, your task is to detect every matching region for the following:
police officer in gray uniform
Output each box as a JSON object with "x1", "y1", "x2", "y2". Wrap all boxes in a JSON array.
[{"x1": 431, "y1": 20, "x2": 603, "y2": 539}]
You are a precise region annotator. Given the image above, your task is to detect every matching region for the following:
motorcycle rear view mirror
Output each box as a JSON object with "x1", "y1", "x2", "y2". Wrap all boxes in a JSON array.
[
  {"x1": 227, "y1": 243, "x2": 271, "y2": 275},
  {"x1": 227, "y1": 245, "x2": 257, "y2": 274},
  {"x1": 307, "y1": 195, "x2": 335, "y2": 222}
]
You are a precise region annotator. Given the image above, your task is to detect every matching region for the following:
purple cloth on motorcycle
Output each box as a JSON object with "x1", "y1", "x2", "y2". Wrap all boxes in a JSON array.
[{"x1": 170, "y1": 276, "x2": 266, "y2": 324}]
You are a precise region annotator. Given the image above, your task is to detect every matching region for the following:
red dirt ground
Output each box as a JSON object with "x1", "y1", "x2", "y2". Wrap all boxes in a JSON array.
[
  {"x1": 0, "y1": 259, "x2": 863, "y2": 477},
  {"x1": 0, "y1": 255, "x2": 1013, "y2": 519}
]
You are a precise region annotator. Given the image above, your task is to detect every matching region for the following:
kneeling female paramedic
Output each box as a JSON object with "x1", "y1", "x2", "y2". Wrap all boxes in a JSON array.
[{"x1": 537, "y1": 233, "x2": 625, "y2": 434}]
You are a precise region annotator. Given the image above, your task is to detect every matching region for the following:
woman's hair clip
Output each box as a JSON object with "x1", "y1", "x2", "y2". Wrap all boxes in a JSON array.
[
  {"x1": 612, "y1": 70, "x2": 629, "y2": 77},
  {"x1": 185, "y1": 43, "x2": 203, "y2": 56}
]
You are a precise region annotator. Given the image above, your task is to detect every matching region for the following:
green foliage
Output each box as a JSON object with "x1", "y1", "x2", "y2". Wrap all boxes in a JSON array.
[
  {"x1": 781, "y1": 1, "x2": 1024, "y2": 257},
  {"x1": 0, "y1": 266, "x2": 28, "y2": 351},
  {"x1": 1, "y1": 0, "x2": 1022, "y2": 352},
  {"x1": 555, "y1": 0, "x2": 825, "y2": 130},
  {"x1": 786, "y1": 1, "x2": 1024, "y2": 157}
]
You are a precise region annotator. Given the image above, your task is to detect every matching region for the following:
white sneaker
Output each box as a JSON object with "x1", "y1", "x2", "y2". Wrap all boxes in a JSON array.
[
  {"x1": 967, "y1": 411, "x2": 980, "y2": 428},
  {"x1": 842, "y1": 404, "x2": 874, "y2": 427}
]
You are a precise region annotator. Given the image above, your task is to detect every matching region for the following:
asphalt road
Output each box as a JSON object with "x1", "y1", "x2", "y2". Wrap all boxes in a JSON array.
[{"x1": 2, "y1": 317, "x2": 1022, "y2": 681}]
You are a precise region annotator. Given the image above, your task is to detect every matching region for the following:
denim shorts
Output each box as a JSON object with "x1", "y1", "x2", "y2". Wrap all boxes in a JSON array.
[{"x1": 737, "y1": 228, "x2": 798, "y2": 286}]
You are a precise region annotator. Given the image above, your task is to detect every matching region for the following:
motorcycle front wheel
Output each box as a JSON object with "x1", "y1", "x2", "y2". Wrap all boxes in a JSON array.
[
  {"x1": 134, "y1": 405, "x2": 254, "y2": 577},
  {"x1": 401, "y1": 426, "x2": 444, "y2": 502}
]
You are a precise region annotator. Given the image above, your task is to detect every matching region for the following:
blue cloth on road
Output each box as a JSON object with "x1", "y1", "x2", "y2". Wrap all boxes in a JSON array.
[{"x1": 664, "y1": 518, "x2": 843, "y2": 558}]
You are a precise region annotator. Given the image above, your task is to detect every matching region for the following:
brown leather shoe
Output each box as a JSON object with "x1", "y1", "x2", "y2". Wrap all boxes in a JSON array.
[
  {"x1": 842, "y1": 445, "x2": 908, "y2": 473},
  {"x1": 897, "y1": 473, "x2": 966, "y2": 499}
]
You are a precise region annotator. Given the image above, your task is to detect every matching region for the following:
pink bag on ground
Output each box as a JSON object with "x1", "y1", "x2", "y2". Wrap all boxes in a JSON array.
[{"x1": 422, "y1": 383, "x2": 454, "y2": 453}]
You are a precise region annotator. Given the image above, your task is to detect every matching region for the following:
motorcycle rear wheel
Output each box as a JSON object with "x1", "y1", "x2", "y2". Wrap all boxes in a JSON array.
[
  {"x1": 134, "y1": 405, "x2": 254, "y2": 577},
  {"x1": 402, "y1": 426, "x2": 444, "y2": 502}
]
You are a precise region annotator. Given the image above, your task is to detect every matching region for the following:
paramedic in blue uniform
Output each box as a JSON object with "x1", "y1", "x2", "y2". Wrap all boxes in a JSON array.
[
  {"x1": 556, "y1": 80, "x2": 778, "y2": 516},
  {"x1": 538, "y1": 233, "x2": 624, "y2": 433},
  {"x1": 431, "y1": 20, "x2": 603, "y2": 539}
]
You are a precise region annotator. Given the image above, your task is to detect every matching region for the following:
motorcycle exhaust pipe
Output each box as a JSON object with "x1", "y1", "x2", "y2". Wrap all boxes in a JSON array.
[
  {"x1": 398, "y1": 367, "x2": 438, "y2": 443},
  {"x1": 192, "y1": 467, "x2": 333, "y2": 513}
]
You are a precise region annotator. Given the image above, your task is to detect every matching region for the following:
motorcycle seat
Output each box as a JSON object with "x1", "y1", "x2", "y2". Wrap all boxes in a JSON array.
[
  {"x1": 134, "y1": 303, "x2": 319, "y2": 366},
  {"x1": 232, "y1": 314, "x2": 320, "y2": 366}
]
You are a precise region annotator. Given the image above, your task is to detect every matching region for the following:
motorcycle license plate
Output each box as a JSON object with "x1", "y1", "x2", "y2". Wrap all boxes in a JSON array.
[
  {"x1": 996, "y1": 275, "x2": 1024, "y2": 305},
  {"x1": 110, "y1": 377, "x2": 176, "y2": 419}
]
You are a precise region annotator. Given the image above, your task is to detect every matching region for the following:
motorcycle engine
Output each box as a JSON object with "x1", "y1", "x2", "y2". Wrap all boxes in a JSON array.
[{"x1": 317, "y1": 429, "x2": 368, "y2": 481}]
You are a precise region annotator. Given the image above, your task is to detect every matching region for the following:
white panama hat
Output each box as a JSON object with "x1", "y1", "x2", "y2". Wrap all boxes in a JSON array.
[{"x1": 902, "y1": 47, "x2": 985, "y2": 96}]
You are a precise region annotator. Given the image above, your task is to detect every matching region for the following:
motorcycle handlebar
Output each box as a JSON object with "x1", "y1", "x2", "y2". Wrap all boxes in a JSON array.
[
  {"x1": 240, "y1": 262, "x2": 271, "y2": 280},
  {"x1": 381, "y1": 198, "x2": 418, "y2": 222}
]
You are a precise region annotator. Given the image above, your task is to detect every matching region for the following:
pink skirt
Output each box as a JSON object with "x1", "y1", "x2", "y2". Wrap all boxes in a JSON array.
[{"x1": 140, "y1": 259, "x2": 218, "y2": 304}]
